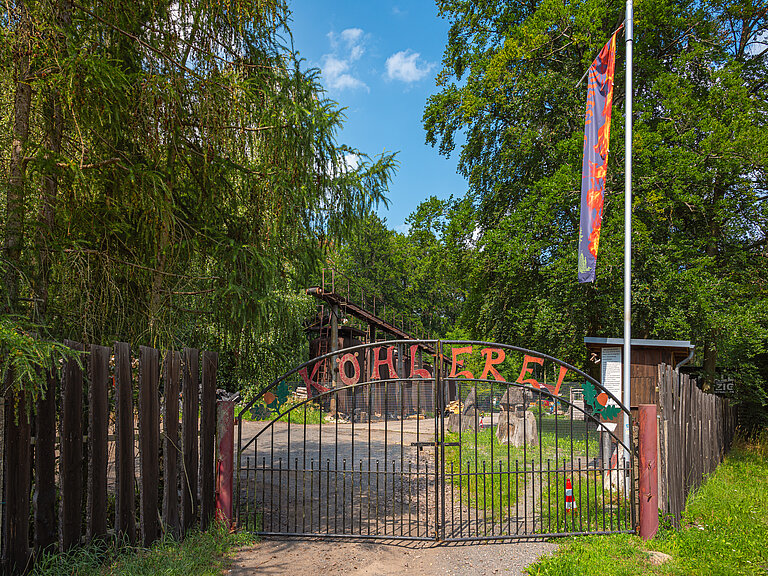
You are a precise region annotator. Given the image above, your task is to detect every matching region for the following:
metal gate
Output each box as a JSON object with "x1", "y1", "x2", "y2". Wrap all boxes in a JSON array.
[{"x1": 236, "y1": 340, "x2": 636, "y2": 541}]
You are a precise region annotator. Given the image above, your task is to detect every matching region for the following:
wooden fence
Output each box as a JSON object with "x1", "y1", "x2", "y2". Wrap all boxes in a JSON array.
[
  {"x1": 656, "y1": 363, "x2": 737, "y2": 526},
  {"x1": 2, "y1": 342, "x2": 219, "y2": 574}
]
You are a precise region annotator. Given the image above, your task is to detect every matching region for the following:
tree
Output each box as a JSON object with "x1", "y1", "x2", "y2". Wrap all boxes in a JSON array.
[
  {"x1": 424, "y1": 0, "x2": 768, "y2": 423},
  {"x1": 1, "y1": 0, "x2": 396, "y2": 400},
  {"x1": 332, "y1": 197, "x2": 474, "y2": 339}
]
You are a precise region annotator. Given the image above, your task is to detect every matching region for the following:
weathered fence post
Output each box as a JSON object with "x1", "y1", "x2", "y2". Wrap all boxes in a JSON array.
[
  {"x1": 4, "y1": 388, "x2": 31, "y2": 573},
  {"x1": 200, "y1": 351, "x2": 218, "y2": 529},
  {"x1": 639, "y1": 403, "x2": 659, "y2": 540},
  {"x1": 216, "y1": 398, "x2": 235, "y2": 524},
  {"x1": 60, "y1": 340, "x2": 84, "y2": 551},
  {"x1": 114, "y1": 342, "x2": 136, "y2": 544}
]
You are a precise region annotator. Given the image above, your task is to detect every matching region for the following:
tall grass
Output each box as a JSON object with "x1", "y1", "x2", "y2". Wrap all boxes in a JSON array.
[
  {"x1": 31, "y1": 522, "x2": 255, "y2": 576},
  {"x1": 528, "y1": 432, "x2": 768, "y2": 575}
]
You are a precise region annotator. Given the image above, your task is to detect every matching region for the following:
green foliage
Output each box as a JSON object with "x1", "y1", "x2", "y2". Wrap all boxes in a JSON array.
[
  {"x1": 2, "y1": 0, "x2": 396, "y2": 407},
  {"x1": 528, "y1": 436, "x2": 768, "y2": 575},
  {"x1": 246, "y1": 397, "x2": 324, "y2": 425},
  {"x1": 30, "y1": 522, "x2": 255, "y2": 576},
  {"x1": 330, "y1": 197, "x2": 474, "y2": 339},
  {"x1": 581, "y1": 381, "x2": 621, "y2": 421},
  {"x1": 0, "y1": 316, "x2": 82, "y2": 414},
  {"x1": 424, "y1": 0, "x2": 768, "y2": 422}
]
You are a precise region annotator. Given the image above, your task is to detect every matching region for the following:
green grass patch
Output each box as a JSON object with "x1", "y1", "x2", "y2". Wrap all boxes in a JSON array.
[
  {"x1": 31, "y1": 522, "x2": 256, "y2": 576},
  {"x1": 443, "y1": 424, "x2": 594, "y2": 516},
  {"x1": 536, "y1": 471, "x2": 631, "y2": 535},
  {"x1": 527, "y1": 433, "x2": 768, "y2": 575},
  {"x1": 246, "y1": 398, "x2": 324, "y2": 424}
]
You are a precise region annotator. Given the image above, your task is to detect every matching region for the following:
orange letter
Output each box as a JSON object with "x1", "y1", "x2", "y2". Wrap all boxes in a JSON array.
[
  {"x1": 371, "y1": 346, "x2": 397, "y2": 380},
  {"x1": 338, "y1": 352, "x2": 361, "y2": 387},
  {"x1": 449, "y1": 346, "x2": 474, "y2": 379},
  {"x1": 409, "y1": 345, "x2": 431, "y2": 379},
  {"x1": 516, "y1": 355, "x2": 544, "y2": 388},
  {"x1": 299, "y1": 361, "x2": 329, "y2": 398},
  {"x1": 480, "y1": 348, "x2": 506, "y2": 381}
]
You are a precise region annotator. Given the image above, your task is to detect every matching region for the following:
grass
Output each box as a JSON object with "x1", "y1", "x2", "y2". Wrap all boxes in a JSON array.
[
  {"x1": 536, "y1": 470, "x2": 631, "y2": 535},
  {"x1": 31, "y1": 522, "x2": 256, "y2": 576},
  {"x1": 246, "y1": 398, "x2": 324, "y2": 425},
  {"x1": 527, "y1": 432, "x2": 768, "y2": 575},
  {"x1": 442, "y1": 420, "x2": 596, "y2": 516}
]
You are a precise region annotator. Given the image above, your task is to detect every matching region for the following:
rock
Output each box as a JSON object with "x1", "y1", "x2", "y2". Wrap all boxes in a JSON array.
[
  {"x1": 448, "y1": 408, "x2": 482, "y2": 433},
  {"x1": 462, "y1": 387, "x2": 478, "y2": 414},
  {"x1": 646, "y1": 551, "x2": 672, "y2": 565},
  {"x1": 499, "y1": 386, "x2": 524, "y2": 411},
  {"x1": 496, "y1": 410, "x2": 538, "y2": 446}
]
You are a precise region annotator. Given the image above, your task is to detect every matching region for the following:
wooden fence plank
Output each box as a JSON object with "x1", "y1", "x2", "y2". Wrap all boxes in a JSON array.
[
  {"x1": 88, "y1": 345, "x2": 110, "y2": 542},
  {"x1": 163, "y1": 350, "x2": 182, "y2": 537},
  {"x1": 60, "y1": 340, "x2": 84, "y2": 551},
  {"x1": 35, "y1": 366, "x2": 57, "y2": 553},
  {"x1": 139, "y1": 346, "x2": 161, "y2": 547},
  {"x1": 181, "y1": 348, "x2": 200, "y2": 533},
  {"x1": 200, "y1": 351, "x2": 217, "y2": 528},
  {"x1": 655, "y1": 363, "x2": 737, "y2": 525},
  {"x1": 5, "y1": 388, "x2": 31, "y2": 572},
  {"x1": 114, "y1": 342, "x2": 135, "y2": 543}
]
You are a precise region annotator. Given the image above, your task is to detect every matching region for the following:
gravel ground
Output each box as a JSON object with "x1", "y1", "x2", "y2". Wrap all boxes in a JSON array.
[{"x1": 228, "y1": 537, "x2": 556, "y2": 576}]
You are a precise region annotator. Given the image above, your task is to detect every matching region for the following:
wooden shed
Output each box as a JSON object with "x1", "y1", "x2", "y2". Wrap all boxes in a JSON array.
[{"x1": 584, "y1": 337, "x2": 694, "y2": 409}]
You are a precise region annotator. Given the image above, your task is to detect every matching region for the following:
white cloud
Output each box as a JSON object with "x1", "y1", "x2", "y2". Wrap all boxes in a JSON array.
[
  {"x1": 340, "y1": 28, "x2": 365, "y2": 61},
  {"x1": 322, "y1": 28, "x2": 368, "y2": 92},
  {"x1": 343, "y1": 153, "x2": 360, "y2": 170},
  {"x1": 322, "y1": 55, "x2": 367, "y2": 91},
  {"x1": 385, "y1": 50, "x2": 434, "y2": 83}
]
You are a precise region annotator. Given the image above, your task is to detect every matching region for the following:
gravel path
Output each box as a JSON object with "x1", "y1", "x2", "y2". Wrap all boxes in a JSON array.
[{"x1": 228, "y1": 538, "x2": 556, "y2": 576}]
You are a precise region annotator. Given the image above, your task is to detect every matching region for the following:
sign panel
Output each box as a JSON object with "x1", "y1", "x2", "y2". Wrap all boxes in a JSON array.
[{"x1": 600, "y1": 346, "x2": 622, "y2": 408}]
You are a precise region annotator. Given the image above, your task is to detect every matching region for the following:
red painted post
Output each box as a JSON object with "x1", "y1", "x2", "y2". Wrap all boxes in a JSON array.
[
  {"x1": 216, "y1": 399, "x2": 235, "y2": 524},
  {"x1": 639, "y1": 404, "x2": 659, "y2": 540}
]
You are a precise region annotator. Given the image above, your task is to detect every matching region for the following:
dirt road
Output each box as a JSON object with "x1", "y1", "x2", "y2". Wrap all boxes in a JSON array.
[{"x1": 228, "y1": 537, "x2": 555, "y2": 576}]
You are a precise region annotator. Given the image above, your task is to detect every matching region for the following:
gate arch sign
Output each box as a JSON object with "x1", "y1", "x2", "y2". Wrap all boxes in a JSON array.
[{"x1": 236, "y1": 340, "x2": 636, "y2": 541}]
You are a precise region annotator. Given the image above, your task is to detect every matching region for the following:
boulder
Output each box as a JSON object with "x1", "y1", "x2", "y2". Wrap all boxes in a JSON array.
[
  {"x1": 496, "y1": 410, "x2": 538, "y2": 446},
  {"x1": 448, "y1": 408, "x2": 482, "y2": 433},
  {"x1": 499, "y1": 387, "x2": 524, "y2": 411},
  {"x1": 462, "y1": 387, "x2": 478, "y2": 415}
]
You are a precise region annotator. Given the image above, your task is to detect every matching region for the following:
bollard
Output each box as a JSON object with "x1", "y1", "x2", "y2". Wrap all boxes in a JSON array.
[
  {"x1": 216, "y1": 399, "x2": 235, "y2": 525},
  {"x1": 638, "y1": 404, "x2": 659, "y2": 540}
]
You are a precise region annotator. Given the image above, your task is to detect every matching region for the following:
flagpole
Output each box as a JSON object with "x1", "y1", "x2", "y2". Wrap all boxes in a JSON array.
[{"x1": 623, "y1": 0, "x2": 634, "y2": 461}]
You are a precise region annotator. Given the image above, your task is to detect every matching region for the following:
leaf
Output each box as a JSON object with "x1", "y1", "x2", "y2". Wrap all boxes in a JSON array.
[
  {"x1": 581, "y1": 381, "x2": 598, "y2": 407},
  {"x1": 599, "y1": 404, "x2": 621, "y2": 421}
]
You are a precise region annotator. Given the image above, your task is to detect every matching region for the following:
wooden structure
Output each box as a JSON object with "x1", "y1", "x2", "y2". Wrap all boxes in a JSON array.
[
  {"x1": 656, "y1": 363, "x2": 736, "y2": 526},
  {"x1": 1, "y1": 343, "x2": 219, "y2": 573},
  {"x1": 305, "y1": 270, "x2": 449, "y2": 417},
  {"x1": 584, "y1": 337, "x2": 694, "y2": 408}
]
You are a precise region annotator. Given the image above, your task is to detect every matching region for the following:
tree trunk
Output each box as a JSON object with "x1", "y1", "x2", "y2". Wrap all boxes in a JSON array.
[
  {"x1": 4, "y1": 1, "x2": 33, "y2": 314},
  {"x1": 35, "y1": 1, "x2": 71, "y2": 324}
]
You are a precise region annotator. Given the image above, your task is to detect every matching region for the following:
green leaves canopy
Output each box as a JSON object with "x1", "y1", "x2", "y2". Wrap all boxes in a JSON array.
[
  {"x1": 1, "y1": 0, "x2": 395, "y2": 398},
  {"x1": 424, "y1": 0, "x2": 768, "y2": 423}
]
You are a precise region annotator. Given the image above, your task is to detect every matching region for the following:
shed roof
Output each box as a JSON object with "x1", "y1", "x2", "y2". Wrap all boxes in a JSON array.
[{"x1": 583, "y1": 337, "x2": 693, "y2": 350}]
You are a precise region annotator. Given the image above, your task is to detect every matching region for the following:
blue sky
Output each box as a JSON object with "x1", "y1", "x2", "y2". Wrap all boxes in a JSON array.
[{"x1": 287, "y1": 1, "x2": 467, "y2": 233}]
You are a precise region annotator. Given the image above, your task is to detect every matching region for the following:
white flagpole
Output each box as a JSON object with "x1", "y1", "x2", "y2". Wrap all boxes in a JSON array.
[{"x1": 623, "y1": 0, "x2": 634, "y2": 460}]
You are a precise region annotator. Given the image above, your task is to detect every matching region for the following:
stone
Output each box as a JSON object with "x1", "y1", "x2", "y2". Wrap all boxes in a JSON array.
[
  {"x1": 462, "y1": 387, "x2": 478, "y2": 414},
  {"x1": 646, "y1": 551, "x2": 672, "y2": 566},
  {"x1": 448, "y1": 408, "x2": 482, "y2": 433},
  {"x1": 499, "y1": 386, "x2": 524, "y2": 411},
  {"x1": 496, "y1": 410, "x2": 538, "y2": 446}
]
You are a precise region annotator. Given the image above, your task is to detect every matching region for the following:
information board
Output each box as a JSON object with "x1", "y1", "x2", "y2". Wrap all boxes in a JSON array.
[{"x1": 600, "y1": 346, "x2": 622, "y2": 407}]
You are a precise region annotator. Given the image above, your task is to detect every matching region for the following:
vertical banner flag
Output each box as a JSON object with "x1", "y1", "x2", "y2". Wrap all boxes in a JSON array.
[{"x1": 578, "y1": 32, "x2": 618, "y2": 283}]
